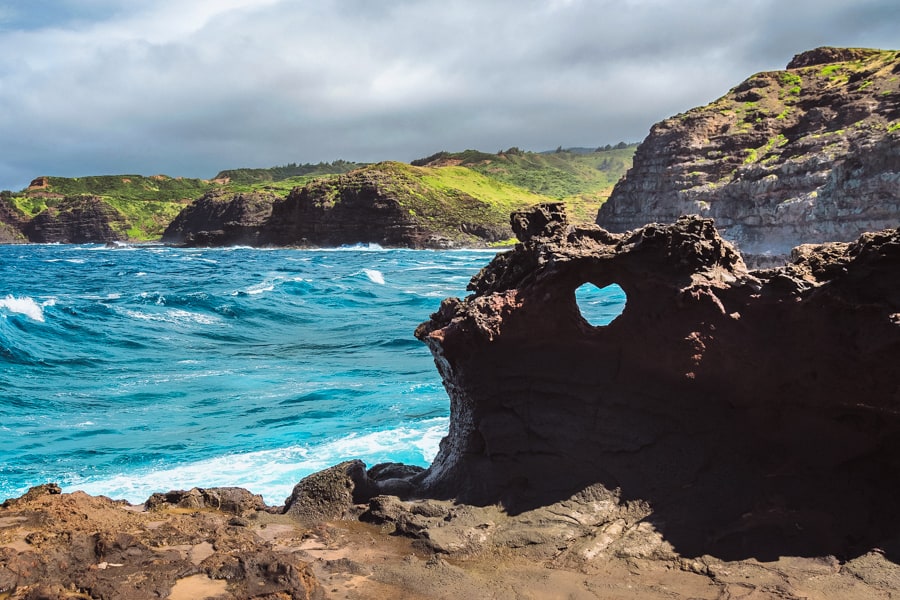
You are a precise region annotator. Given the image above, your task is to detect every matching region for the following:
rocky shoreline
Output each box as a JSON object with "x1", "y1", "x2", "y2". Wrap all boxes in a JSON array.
[
  {"x1": 597, "y1": 47, "x2": 900, "y2": 264},
  {"x1": 3, "y1": 204, "x2": 899, "y2": 599}
]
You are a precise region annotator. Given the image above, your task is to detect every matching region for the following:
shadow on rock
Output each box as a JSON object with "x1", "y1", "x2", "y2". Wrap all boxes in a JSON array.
[{"x1": 392, "y1": 203, "x2": 900, "y2": 563}]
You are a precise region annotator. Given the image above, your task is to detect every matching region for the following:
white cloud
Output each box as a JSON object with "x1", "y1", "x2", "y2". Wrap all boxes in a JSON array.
[{"x1": 0, "y1": 0, "x2": 898, "y2": 190}]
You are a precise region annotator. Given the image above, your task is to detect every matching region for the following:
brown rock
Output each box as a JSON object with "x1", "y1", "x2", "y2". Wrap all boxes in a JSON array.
[
  {"x1": 412, "y1": 203, "x2": 900, "y2": 561},
  {"x1": 160, "y1": 189, "x2": 277, "y2": 246},
  {"x1": 0, "y1": 488, "x2": 322, "y2": 600},
  {"x1": 22, "y1": 196, "x2": 127, "y2": 244},
  {"x1": 597, "y1": 47, "x2": 900, "y2": 263}
]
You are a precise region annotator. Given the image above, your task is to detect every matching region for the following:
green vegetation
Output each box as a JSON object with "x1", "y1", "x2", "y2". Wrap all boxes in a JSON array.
[
  {"x1": 214, "y1": 160, "x2": 363, "y2": 185},
  {"x1": 819, "y1": 64, "x2": 842, "y2": 77},
  {"x1": 889, "y1": 122, "x2": 900, "y2": 133},
  {"x1": 410, "y1": 145, "x2": 636, "y2": 223},
  {"x1": 2, "y1": 146, "x2": 635, "y2": 242}
]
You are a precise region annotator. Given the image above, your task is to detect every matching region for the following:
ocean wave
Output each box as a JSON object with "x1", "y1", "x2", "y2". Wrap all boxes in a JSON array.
[
  {"x1": 119, "y1": 308, "x2": 220, "y2": 325},
  {"x1": 66, "y1": 419, "x2": 449, "y2": 505},
  {"x1": 363, "y1": 269, "x2": 386, "y2": 284},
  {"x1": 0, "y1": 295, "x2": 50, "y2": 322}
]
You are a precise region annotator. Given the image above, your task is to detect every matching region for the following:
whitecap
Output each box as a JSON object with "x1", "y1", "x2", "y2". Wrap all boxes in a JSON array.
[
  {"x1": 246, "y1": 282, "x2": 276, "y2": 295},
  {"x1": 0, "y1": 295, "x2": 45, "y2": 322},
  {"x1": 363, "y1": 269, "x2": 385, "y2": 285},
  {"x1": 67, "y1": 418, "x2": 448, "y2": 505},
  {"x1": 121, "y1": 308, "x2": 219, "y2": 326}
]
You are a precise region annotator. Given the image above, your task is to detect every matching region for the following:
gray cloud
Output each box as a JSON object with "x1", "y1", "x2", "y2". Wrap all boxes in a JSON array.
[{"x1": 1, "y1": 0, "x2": 898, "y2": 190}]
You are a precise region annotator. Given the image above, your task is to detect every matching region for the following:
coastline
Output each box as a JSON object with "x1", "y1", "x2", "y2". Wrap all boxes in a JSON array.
[{"x1": 3, "y1": 205, "x2": 900, "y2": 598}]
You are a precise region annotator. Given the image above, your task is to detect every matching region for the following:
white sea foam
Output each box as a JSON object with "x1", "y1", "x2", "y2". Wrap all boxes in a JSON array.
[
  {"x1": 121, "y1": 308, "x2": 219, "y2": 325},
  {"x1": 321, "y1": 243, "x2": 385, "y2": 252},
  {"x1": 0, "y1": 295, "x2": 46, "y2": 322},
  {"x1": 68, "y1": 418, "x2": 449, "y2": 505},
  {"x1": 363, "y1": 269, "x2": 385, "y2": 285}
]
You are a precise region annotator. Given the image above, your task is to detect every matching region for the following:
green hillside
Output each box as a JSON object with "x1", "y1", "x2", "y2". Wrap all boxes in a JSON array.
[
  {"x1": 214, "y1": 160, "x2": 364, "y2": 185},
  {"x1": 1, "y1": 147, "x2": 636, "y2": 242},
  {"x1": 412, "y1": 145, "x2": 637, "y2": 222}
]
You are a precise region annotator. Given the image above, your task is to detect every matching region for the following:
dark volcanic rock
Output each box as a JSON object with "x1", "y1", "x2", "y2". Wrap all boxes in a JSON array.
[
  {"x1": 597, "y1": 47, "x2": 900, "y2": 262},
  {"x1": 0, "y1": 200, "x2": 28, "y2": 243},
  {"x1": 412, "y1": 203, "x2": 900, "y2": 560},
  {"x1": 161, "y1": 189, "x2": 276, "y2": 246},
  {"x1": 282, "y1": 460, "x2": 424, "y2": 521},
  {"x1": 166, "y1": 163, "x2": 513, "y2": 249},
  {"x1": 22, "y1": 196, "x2": 127, "y2": 244},
  {"x1": 259, "y1": 171, "x2": 427, "y2": 247}
]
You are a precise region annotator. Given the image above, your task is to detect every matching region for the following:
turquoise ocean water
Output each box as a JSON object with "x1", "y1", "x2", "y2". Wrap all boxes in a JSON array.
[{"x1": 0, "y1": 244, "x2": 625, "y2": 505}]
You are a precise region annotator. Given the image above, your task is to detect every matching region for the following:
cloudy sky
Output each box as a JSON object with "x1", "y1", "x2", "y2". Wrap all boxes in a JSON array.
[{"x1": 1, "y1": 0, "x2": 898, "y2": 190}]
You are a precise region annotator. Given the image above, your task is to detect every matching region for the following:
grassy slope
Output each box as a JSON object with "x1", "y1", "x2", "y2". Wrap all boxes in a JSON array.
[
  {"x1": 1, "y1": 148, "x2": 635, "y2": 242},
  {"x1": 3, "y1": 169, "x2": 352, "y2": 240},
  {"x1": 684, "y1": 48, "x2": 899, "y2": 179},
  {"x1": 358, "y1": 161, "x2": 551, "y2": 243},
  {"x1": 413, "y1": 146, "x2": 636, "y2": 223}
]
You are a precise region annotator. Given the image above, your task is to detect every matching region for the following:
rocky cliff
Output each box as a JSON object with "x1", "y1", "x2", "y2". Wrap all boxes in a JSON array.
[
  {"x1": 161, "y1": 190, "x2": 277, "y2": 246},
  {"x1": 0, "y1": 201, "x2": 27, "y2": 243},
  {"x1": 22, "y1": 196, "x2": 128, "y2": 244},
  {"x1": 597, "y1": 47, "x2": 900, "y2": 262},
  {"x1": 164, "y1": 163, "x2": 516, "y2": 248},
  {"x1": 409, "y1": 203, "x2": 900, "y2": 560}
]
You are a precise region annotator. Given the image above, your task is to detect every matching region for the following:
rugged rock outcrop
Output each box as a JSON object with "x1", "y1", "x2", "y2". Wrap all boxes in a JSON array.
[
  {"x1": 411, "y1": 203, "x2": 900, "y2": 560},
  {"x1": 0, "y1": 201, "x2": 27, "y2": 243},
  {"x1": 22, "y1": 196, "x2": 127, "y2": 244},
  {"x1": 165, "y1": 163, "x2": 514, "y2": 248},
  {"x1": 597, "y1": 47, "x2": 900, "y2": 262},
  {"x1": 0, "y1": 484, "x2": 322, "y2": 600},
  {"x1": 161, "y1": 189, "x2": 277, "y2": 246}
]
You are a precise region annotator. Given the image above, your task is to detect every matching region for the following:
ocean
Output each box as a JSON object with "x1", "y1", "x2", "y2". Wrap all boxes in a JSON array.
[{"x1": 0, "y1": 243, "x2": 625, "y2": 505}]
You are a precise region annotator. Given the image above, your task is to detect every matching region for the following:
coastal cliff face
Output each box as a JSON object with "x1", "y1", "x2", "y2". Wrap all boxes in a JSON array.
[
  {"x1": 164, "y1": 163, "x2": 515, "y2": 248},
  {"x1": 258, "y1": 168, "x2": 431, "y2": 247},
  {"x1": 161, "y1": 190, "x2": 277, "y2": 246},
  {"x1": 0, "y1": 201, "x2": 27, "y2": 243},
  {"x1": 597, "y1": 47, "x2": 900, "y2": 261},
  {"x1": 22, "y1": 196, "x2": 127, "y2": 244},
  {"x1": 413, "y1": 203, "x2": 900, "y2": 559}
]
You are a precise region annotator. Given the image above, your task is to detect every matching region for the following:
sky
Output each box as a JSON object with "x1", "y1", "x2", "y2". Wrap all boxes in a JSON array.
[{"x1": 1, "y1": 0, "x2": 898, "y2": 191}]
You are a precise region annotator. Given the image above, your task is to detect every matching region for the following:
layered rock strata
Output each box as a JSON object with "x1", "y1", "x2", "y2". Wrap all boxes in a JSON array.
[
  {"x1": 411, "y1": 203, "x2": 900, "y2": 560},
  {"x1": 163, "y1": 164, "x2": 512, "y2": 248},
  {"x1": 597, "y1": 47, "x2": 900, "y2": 261},
  {"x1": 22, "y1": 196, "x2": 127, "y2": 244},
  {"x1": 161, "y1": 190, "x2": 277, "y2": 246}
]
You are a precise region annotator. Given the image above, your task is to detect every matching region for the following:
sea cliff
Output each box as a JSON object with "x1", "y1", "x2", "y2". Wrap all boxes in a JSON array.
[{"x1": 597, "y1": 47, "x2": 900, "y2": 263}]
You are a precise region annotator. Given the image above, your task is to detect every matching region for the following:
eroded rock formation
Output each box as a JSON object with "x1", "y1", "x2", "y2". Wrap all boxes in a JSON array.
[
  {"x1": 0, "y1": 484, "x2": 322, "y2": 600},
  {"x1": 411, "y1": 203, "x2": 900, "y2": 560},
  {"x1": 22, "y1": 196, "x2": 127, "y2": 244},
  {"x1": 597, "y1": 47, "x2": 900, "y2": 262},
  {"x1": 161, "y1": 189, "x2": 277, "y2": 246},
  {"x1": 163, "y1": 163, "x2": 514, "y2": 249}
]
